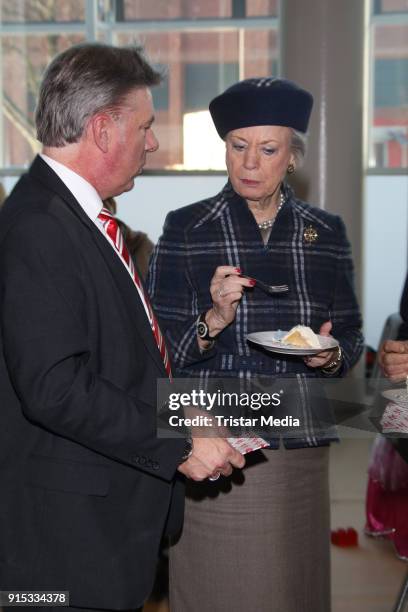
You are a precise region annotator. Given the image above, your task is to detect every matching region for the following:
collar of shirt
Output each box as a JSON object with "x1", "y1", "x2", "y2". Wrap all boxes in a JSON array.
[
  {"x1": 40, "y1": 154, "x2": 153, "y2": 324},
  {"x1": 40, "y1": 153, "x2": 103, "y2": 222}
]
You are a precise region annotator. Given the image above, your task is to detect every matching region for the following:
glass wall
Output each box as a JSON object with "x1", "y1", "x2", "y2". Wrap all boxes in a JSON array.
[
  {"x1": 0, "y1": 0, "x2": 279, "y2": 172},
  {"x1": 0, "y1": 1, "x2": 86, "y2": 169},
  {"x1": 368, "y1": 0, "x2": 408, "y2": 170}
]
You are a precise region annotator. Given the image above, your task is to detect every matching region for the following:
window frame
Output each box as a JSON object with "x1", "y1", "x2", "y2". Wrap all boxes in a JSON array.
[
  {"x1": 0, "y1": 0, "x2": 279, "y2": 177},
  {"x1": 365, "y1": 2, "x2": 408, "y2": 175}
]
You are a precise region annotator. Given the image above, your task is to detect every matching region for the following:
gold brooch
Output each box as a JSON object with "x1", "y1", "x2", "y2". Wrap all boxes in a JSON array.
[{"x1": 303, "y1": 225, "x2": 318, "y2": 244}]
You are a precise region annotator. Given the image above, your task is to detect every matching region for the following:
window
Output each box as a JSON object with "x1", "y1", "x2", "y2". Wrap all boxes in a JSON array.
[
  {"x1": 0, "y1": 1, "x2": 85, "y2": 23},
  {"x1": 2, "y1": 33, "x2": 85, "y2": 168},
  {"x1": 119, "y1": 0, "x2": 278, "y2": 21},
  {"x1": 184, "y1": 63, "x2": 239, "y2": 112},
  {"x1": 116, "y1": 26, "x2": 279, "y2": 170},
  {"x1": 0, "y1": 0, "x2": 279, "y2": 173},
  {"x1": 152, "y1": 64, "x2": 169, "y2": 111},
  {"x1": 368, "y1": 0, "x2": 408, "y2": 170},
  {"x1": 373, "y1": 0, "x2": 408, "y2": 14}
]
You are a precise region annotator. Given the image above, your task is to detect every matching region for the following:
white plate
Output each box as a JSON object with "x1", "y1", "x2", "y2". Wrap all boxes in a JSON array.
[
  {"x1": 246, "y1": 330, "x2": 339, "y2": 356},
  {"x1": 382, "y1": 388, "x2": 408, "y2": 408}
]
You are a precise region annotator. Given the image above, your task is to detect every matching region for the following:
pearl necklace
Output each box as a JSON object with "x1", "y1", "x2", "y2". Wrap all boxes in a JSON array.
[{"x1": 257, "y1": 191, "x2": 285, "y2": 230}]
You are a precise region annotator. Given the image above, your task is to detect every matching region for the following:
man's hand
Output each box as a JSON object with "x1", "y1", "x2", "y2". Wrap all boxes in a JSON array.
[
  {"x1": 379, "y1": 339, "x2": 408, "y2": 382},
  {"x1": 177, "y1": 437, "x2": 245, "y2": 481},
  {"x1": 304, "y1": 321, "x2": 338, "y2": 369}
]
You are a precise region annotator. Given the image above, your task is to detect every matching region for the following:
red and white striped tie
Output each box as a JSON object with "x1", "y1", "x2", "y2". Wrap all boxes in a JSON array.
[{"x1": 98, "y1": 207, "x2": 172, "y2": 379}]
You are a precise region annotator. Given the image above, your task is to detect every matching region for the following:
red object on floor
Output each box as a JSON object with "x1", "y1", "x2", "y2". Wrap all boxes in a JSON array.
[{"x1": 331, "y1": 527, "x2": 359, "y2": 547}]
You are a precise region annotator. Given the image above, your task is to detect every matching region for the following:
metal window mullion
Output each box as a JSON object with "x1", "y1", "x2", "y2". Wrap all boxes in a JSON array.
[
  {"x1": 85, "y1": 0, "x2": 97, "y2": 41},
  {"x1": 365, "y1": 167, "x2": 408, "y2": 175},
  {"x1": 365, "y1": 1, "x2": 376, "y2": 169},
  {"x1": 96, "y1": 0, "x2": 116, "y2": 44},
  {"x1": 238, "y1": 28, "x2": 245, "y2": 79},
  {"x1": 372, "y1": 0, "x2": 382, "y2": 14},
  {"x1": 0, "y1": 23, "x2": 86, "y2": 35},
  {"x1": 371, "y1": 13, "x2": 408, "y2": 25},
  {"x1": 0, "y1": 167, "x2": 29, "y2": 176},
  {"x1": 100, "y1": 17, "x2": 278, "y2": 33},
  {"x1": 114, "y1": 0, "x2": 125, "y2": 22},
  {"x1": 1, "y1": 165, "x2": 406, "y2": 178},
  {"x1": 232, "y1": 0, "x2": 246, "y2": 18}
]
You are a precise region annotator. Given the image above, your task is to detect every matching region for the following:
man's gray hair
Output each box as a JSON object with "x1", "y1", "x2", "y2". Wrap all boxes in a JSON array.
[
  {"x1": 290, "y1": 129, "x2": 308, "y2": 167},
  {"x1": 35, "y1": 43, "x2": 161, "y2": 147}
]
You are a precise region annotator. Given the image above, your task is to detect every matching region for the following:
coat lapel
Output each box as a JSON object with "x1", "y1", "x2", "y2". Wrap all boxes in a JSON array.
[{"x1": 90, "y1": 228, "x2": 168, "y2": 375}]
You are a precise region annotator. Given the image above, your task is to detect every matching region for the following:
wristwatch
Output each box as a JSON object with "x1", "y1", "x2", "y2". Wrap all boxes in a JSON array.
[
  {"x1": 197, "y1": 312, "x2": 217, "y2": 342},
  {"x1": 178, "y1": 436, "x2": 193, "y2": 465},
  {"x1": 321, "y1": 345, "x2": 343, "y2": 375}
]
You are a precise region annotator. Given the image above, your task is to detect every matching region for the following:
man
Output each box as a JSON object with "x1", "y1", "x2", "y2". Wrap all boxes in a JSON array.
[{"x1": 0, "y1": 43, "x2": 244, "y2": 612}]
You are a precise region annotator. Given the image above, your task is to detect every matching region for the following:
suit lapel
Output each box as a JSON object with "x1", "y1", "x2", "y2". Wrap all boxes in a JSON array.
[
  {"x1": 90, "y1": 228, "x2": 168, "y2": 375},
  {"x1": 29, "y1": 156, "x2": 168, "y2": 376}
]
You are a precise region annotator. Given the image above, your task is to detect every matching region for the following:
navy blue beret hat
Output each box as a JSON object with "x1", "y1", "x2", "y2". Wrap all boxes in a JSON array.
[{"x1": 209, "y1": 77, "x2": 313, "y2": 139}]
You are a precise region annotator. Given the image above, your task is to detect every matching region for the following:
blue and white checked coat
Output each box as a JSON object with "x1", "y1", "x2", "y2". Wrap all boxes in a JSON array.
[{"x1": 148, "y1": 182, "x2": 364, "y2": 448}]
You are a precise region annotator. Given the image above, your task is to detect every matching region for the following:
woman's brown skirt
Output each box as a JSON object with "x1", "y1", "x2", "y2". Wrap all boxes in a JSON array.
[{"x1": 169, "y1": 445, "x2": 330, "y2": 612}]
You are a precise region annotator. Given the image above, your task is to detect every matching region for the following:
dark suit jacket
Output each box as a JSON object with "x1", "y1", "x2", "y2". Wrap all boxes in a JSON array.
[{"x1": 0, "y1": 156, "x2": 185, "y2": 609}]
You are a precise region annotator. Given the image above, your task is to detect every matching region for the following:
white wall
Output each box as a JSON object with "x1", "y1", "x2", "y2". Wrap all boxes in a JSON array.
[{"x1": 115, "y1": 175, "x2": 227, "y2": 243}]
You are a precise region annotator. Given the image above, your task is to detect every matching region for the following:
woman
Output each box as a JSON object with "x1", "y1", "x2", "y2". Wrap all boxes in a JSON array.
[{"x1": 148, "y1": 78, "x2": 363, "y2": 611}]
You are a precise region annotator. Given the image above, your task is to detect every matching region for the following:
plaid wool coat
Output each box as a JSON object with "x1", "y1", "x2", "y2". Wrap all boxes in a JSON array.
[{"x1": 147, "y1": 182, "x2": 364, "y2": 448}]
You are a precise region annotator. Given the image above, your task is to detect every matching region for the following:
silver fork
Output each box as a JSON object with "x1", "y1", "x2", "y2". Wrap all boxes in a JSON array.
[{"x1": 241, "y1": 275, "x2": 289, "y2": 295}]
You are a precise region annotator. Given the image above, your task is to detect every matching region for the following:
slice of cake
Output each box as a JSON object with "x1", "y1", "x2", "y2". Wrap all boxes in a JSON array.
[{"x1": 281, "y1": 325, "x2": 321, "y2": 349}]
